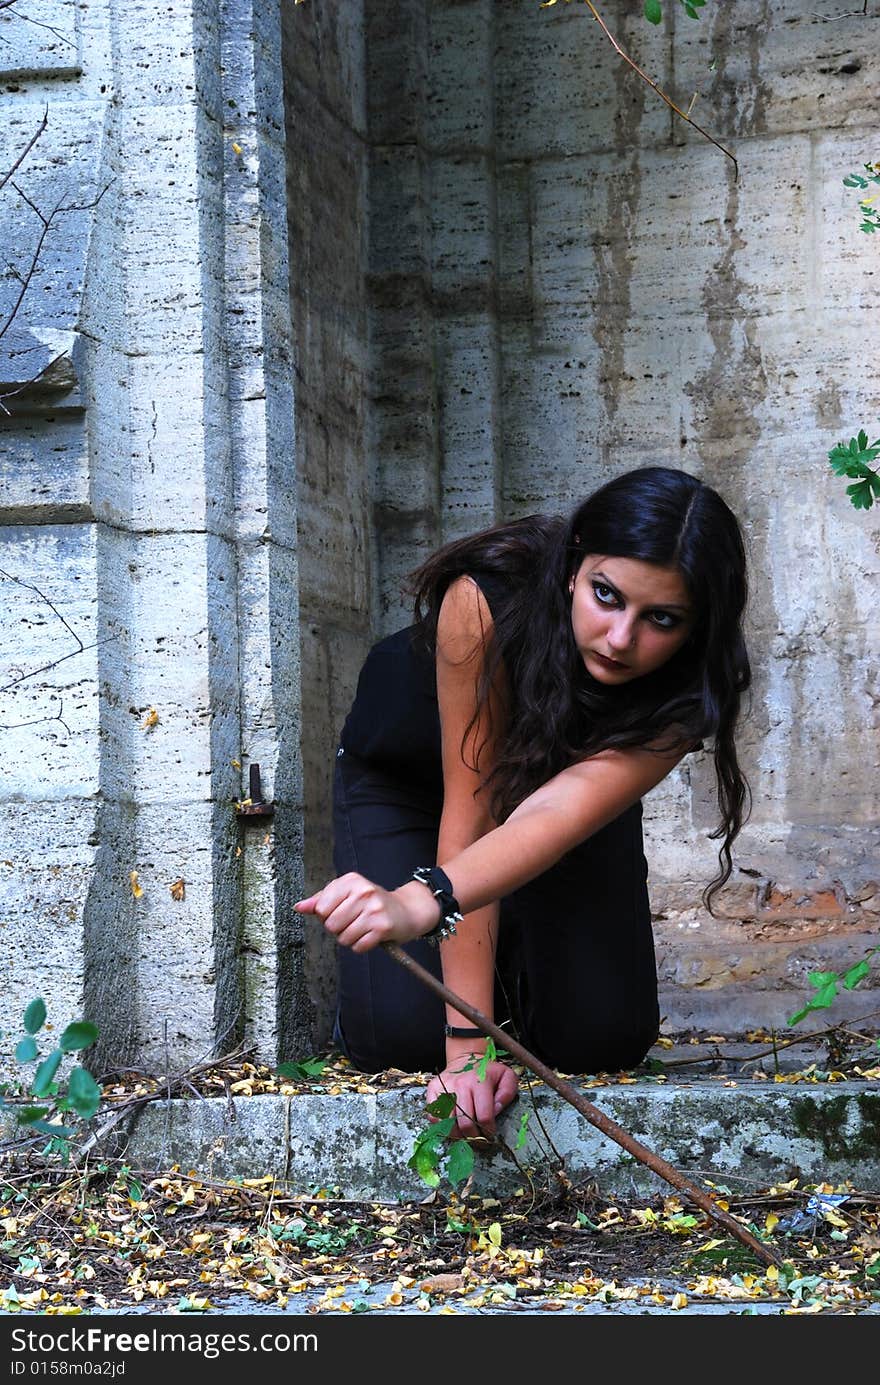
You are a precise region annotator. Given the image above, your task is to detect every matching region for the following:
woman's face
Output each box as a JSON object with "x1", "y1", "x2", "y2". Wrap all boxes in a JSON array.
[{"x1": 570, "y1": 554, "x2": 696, "y2": 684}]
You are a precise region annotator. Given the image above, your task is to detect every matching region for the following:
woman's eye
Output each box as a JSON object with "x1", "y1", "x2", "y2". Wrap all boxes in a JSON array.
[
  {"x1": 592, "y1": 582, "x2": 618, "y2": 606},
  {"x1": 649, "y1": 611, "x2": 679, "y2": 630}
]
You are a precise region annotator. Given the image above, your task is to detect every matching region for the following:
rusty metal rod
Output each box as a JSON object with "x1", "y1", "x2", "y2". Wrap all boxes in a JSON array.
[{"x1": 383, "y1": 940, "x2": 779, "y2": 1269}]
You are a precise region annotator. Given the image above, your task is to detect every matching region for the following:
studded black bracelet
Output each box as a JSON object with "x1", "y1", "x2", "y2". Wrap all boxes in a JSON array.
[{"x1": 411, "y1": 865, "x2": 463, "y2": 945}]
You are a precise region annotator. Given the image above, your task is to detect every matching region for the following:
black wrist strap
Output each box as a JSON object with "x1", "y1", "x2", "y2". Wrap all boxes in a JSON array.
[
  {"x1": 445, "y1": 1025, "x2": 485, "y2": 1039},
  {"x1": 411, "y1": 865, "x2": 463, "y2": 946}
]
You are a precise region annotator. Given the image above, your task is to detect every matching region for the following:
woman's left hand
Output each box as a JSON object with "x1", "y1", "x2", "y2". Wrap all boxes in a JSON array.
[{"x1": 294, "y1": 873, "x2": 441, "y2": 952}]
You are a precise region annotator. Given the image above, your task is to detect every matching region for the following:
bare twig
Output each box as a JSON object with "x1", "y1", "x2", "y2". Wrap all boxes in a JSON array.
[
  {"x1": 578, "y1": 0, "x2": 738, "y2": 177},
  {"x1": 0, "y1": 566, "x2": 86, "y2": 695},
  {"x1": 384, "y1": 940, "x2": 779, "y2": 1267},
  {"x1": 0, "y1": 694, "x2": 71, "y2": 736},
  {"x1": 0, "y1": 106, "x2": 47, "y2": 195},
  {"x1": 73, "y1": 1042, "x2": 257, "y2": 1160},
  {"x1": 0, "y1": 351, "x2": 70, "y2": 413},
  {"x1": 1, "y1": 183, "x2": 111, "y2": 344},
  {"x1": 736, "y1": 1012, "x2": 880, "y2": 1069},
  {"x1": 0, "y1": 0, "x2": 77, "y2": 51}
]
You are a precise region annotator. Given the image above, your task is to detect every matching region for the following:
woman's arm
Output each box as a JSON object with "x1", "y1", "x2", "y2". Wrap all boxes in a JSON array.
[
  {"x1": 428, "y1": 575, "x2": 517, "y2": 1135},
  {"x1": 434, "y1": 575, "x2": 503, "y2": 1044},
  {"x1": 297, "y1": 740, "x2": 686, "y2": 951}
]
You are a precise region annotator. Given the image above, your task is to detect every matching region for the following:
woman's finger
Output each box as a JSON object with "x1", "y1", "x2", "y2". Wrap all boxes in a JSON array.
[{"x1": 293, "y1": 894, "x2": 320, "y2": 914}]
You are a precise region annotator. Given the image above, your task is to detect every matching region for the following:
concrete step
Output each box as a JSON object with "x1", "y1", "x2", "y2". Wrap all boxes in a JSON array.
[{"x1": 121, "y1": 1069, "x2": 880, "y2": 1202}]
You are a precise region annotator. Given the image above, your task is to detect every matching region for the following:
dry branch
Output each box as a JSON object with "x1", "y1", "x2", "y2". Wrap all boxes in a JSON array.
[{"x1": 384, "y1": 939, "x2": 779, "y2": 1268}]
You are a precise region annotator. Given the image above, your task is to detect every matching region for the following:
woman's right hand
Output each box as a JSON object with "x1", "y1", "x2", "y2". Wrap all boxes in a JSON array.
[
  {"x1": 294, "y1": 873, "x2": 442, "y2": 952},
  {"x1": 426, "y1": 1054, "x2": 519, "y2": 1141}
]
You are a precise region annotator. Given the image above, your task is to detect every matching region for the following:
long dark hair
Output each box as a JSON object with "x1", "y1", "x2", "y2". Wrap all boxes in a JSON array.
[{"x1": 410, "y1": 466, "x2": 751, "y2": 911}]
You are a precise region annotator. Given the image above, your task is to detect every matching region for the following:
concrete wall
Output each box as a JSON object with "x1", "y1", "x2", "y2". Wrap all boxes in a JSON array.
[
  {"x1": 359, "y1": 0, "x2": 880, "y2": 1033},
  {"x1": 0, "y1": 0, "x2": 308, "y2": 1075},
  {"x1": 282, "y1": 0, "x2": 371, "y2": 1047},
  {"x1": 1, "y1": 0, "x2": 877, "y2": 1076}
]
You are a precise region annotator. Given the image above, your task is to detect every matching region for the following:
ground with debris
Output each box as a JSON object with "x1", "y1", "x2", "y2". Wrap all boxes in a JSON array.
[{"x1": 2, "y1": 1034, "x2": 879, "y2": 1316}]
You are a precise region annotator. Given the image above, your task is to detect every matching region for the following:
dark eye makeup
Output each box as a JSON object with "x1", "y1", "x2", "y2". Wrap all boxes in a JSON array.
[{"x1": 590, "y1": 580, "x2": 683, "y2": 631}]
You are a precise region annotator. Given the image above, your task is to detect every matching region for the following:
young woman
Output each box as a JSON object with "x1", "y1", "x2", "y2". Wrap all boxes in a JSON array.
[{"x1": 295, "y1": 466, "x2": 751, "y2": 1139}]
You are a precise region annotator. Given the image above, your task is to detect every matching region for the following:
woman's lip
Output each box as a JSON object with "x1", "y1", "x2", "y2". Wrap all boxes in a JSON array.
[{"x1": 593, "y1": 651, "x2": 628, "y2": 669}]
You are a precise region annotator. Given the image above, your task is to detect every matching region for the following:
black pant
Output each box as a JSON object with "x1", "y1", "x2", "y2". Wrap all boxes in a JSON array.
[{"x1": 332, "y1": 749, "x2": 660, "y2": 1076}]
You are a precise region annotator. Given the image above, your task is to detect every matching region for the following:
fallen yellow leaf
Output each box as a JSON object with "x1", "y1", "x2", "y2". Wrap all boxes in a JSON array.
[
  {"x1": 141, "y1": 707, "x2": 159, "y2": 730},
  {"x1": 169, "y1": 878, "x2": 186, "y2": 901},
  {"x1": 129, "y1": 871, "x2": 143, "y2": 899}
]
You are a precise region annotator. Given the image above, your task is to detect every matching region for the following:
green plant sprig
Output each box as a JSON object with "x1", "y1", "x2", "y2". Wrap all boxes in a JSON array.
[
  {"x1": 828, "y1": 430, "x2": 880, "y2": 511},
  {"x1": 787, "y1": 947, "x2": 880, "y2": 1034},
  {"x1": 2, "y1": 998, "x2": 101, "y2": 1153},
  {"x1": 644, "y1": 0, "x2": 706, "y2": 24},
  {"x1": 843, "y1": 163, "x2": 880, "y2": 234}
]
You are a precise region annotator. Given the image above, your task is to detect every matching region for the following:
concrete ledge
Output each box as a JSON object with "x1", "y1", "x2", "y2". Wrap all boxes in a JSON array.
[{"x1": 119, "y1": 1079, "x2": 880, "y2": 1200}]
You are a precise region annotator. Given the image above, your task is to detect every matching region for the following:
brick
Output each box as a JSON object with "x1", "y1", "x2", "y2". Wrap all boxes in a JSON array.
[{"x1": 760, "y1": 886, "x2": 845, "y2": 920}]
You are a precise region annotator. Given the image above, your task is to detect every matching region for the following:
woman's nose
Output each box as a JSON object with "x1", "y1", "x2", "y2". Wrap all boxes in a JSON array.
[{"x1": 606, "y1": 614, "x2": 636, "y2": 651}]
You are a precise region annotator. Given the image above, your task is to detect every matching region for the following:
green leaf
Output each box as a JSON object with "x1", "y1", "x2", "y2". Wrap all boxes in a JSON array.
[
  {"x1": 514, "y1": 1111, "x2": 530, "y2": 1151},
  {"x1": 68, "y1": 1068, "x2": 102, "y2": 1119},
  {"x1": 276, "y1": 1057, "x2": 327, "y2": 1081},
  {"x1": 847, "y1": 480, "x2": 875, "y2": 509},
  {"x1": 31, "y1": 1049, "x2": 63, "y2": 1099},
  {"x1": 843, "y1": 959, "x2": 872, "y2": 990},
  {"x1": 806, "y1": 970, "x2": 837, "y2": 987},
  {"x1": 408, "y1": 1144, "x2": 440, "y2": 1187},
  {"x1": 14, "y1": 1037, "x2": 38, "y2": 1063},
  {"x1": 843, "y1": 174, "x2": 868, "y2": 189},
  {"x1": 446, "y1": 1140, "x2": 475, "y2": 1187},
  {"x1": 787, "y1": 975, "x2": 839, "y2": 1027},
  {"x1": 425, "y1": 1093, "x2": 456, "y2": 1120},
  {"x1": 30, "y1": 1121, "x2": 71, "y2": 1138},
  {"x1": 827, "y1": 436, "x2": 880, "y2": 481},
  {"x1": 413, "y1": 1118, "x2": 454, "y2": 1154},
  {"x1": 810, "y1": 978, "x2": 839, "y2": 1009},
  {"x1": 644, "y1": 0, "x2": 662, "y2": 24},
  {"x1": 475, "y1": 1038, "x2": 498, "y2": 1082},
  {"x1": 16, "y1": 1105, "x2": 49, "y2": 1124},
  {"x1": 23, "y1": 999, "x2": 46, "y2": 1036},
  {"x1": 58, "y1": 1022, "x2": 98, "y2": 1054}
]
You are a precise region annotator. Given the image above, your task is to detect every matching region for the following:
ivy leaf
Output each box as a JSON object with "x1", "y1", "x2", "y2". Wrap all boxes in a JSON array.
[
  {"x1": 644, "y1": 0, "x2": 662, "y2": 22},
  {"x1": 446, "y1": 1140, "x2": 475, "y2": 1188},
  {"x1": 31, "y1": 1049, "x2": 63, "y2": 1099},
  {"x1": 23, "y1": 999, "x2": 46, "y2": 1035},
  {"x1": 68, "y1": 1067, "x2": 102, "y2": 1119},
  {"x1": 59, "y1": 1022, "x2": 98, "y2": 1054},
  {"x1": 14, "y1": 1037, "x2": 38, "y2": 1063}
]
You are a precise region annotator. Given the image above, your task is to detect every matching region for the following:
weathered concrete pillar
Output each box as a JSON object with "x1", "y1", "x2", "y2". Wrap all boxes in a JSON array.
[{"x1": 0, "y1": 0, "x2": 305, "y2": 1074}]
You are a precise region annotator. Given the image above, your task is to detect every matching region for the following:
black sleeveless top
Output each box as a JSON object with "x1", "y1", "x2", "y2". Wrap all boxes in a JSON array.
[{"x1": 338, "y1": 571, "x2": 508, "y2": 804}]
